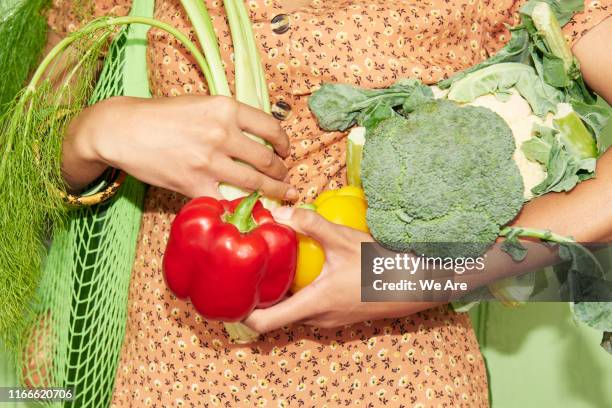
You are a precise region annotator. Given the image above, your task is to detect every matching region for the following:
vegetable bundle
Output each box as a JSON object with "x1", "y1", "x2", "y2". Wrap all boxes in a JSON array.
[{"x1": 308, "y1": 1, "x2": 611, "y2": 352}]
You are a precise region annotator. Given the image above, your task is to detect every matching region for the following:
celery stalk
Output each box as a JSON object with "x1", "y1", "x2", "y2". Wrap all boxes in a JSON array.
[
  {"x1": 554, "y1": 103, "x2": 597, "y2": 159},
  {"x1": 233, "y1": 0, "x2": 270, "y2": 112},
  {"x1": 220, "y1": 0, "x2": 279, "y2": 208},
  {"x1": 224, "y1": 0, "x2": 261, "y2": 109},
  {"x1": 347, "y1": 127, "x2": 366, "y2": 187},
  {"x1": 180, "y1": 0, "x2": 231, "y2": 96},
  {"x1": 531, "y1": 2, "x2": 574, "y2": 72}
]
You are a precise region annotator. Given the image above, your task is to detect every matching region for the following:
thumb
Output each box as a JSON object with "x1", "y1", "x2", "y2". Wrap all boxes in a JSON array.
[
  {"x1": 243, "y1": 283, "x2": 322, "y2": 333},
  {"x1": 272, "y1": 207, "x2": 341, "y2": 243}
]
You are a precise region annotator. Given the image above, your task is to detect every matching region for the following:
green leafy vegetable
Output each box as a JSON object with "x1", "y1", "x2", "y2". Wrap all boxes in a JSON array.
[
  {"x1": 0, "y1": 0, "x2": 50, "y2": 115},
  {"x1": 520, "y1": 0, "x2": 584, "y2": 25},
  {"x1": 0, "y1": 28, "x2": 111, "y2": 347},
  {"x1": 500, "y1": 228, "x2": 530, "y2": 261},
  {"x1": 308, "y1": 78, "x2": 432, "y2": 131},
  {"x1": 439, "y1": 0, "x2": 584, "y2": 90},
  {"x1": 573, "y1": 303, "x2": 612, "y2": 331},
  {"x1": 572, "y1": 99, "x2": 612, "y2": 150},
  {"x1": 521, "y1": 104, "x2": 597, "y2": 196},
  {"x1": 437, "y1": 29, "x2": 531, "y2": 89},
  {"x1": 447, "y1": 62, "x2": 563, "y2": 117}
]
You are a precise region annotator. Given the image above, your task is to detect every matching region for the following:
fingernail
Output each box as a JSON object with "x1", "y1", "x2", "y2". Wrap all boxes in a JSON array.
[
  {"x1": 272, "y1": 206, "x2": 294, "y2": 220},
  {"x1": 285, "y1": 188, "x2": 299, "y2": 201}
]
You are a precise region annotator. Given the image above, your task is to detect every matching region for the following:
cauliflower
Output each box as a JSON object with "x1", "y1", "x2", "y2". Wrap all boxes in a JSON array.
[{"x1": 466, "y1": 89, "x2": 548, "y2": 200}]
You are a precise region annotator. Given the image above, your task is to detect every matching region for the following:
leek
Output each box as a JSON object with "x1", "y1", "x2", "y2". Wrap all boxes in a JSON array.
[{"x1": 220, "y1": 0, "x2": 278, "y2": 208}]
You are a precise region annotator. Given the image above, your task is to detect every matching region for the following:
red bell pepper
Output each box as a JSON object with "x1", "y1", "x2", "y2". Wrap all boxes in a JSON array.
[{"x1": 163, "y1": 192, "x2": 297, "y2": 322}]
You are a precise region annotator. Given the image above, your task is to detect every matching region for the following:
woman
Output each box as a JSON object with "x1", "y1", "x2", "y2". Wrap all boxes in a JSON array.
[{"x1": 44, "y1": 0, "x2": 611, "y2": 407}]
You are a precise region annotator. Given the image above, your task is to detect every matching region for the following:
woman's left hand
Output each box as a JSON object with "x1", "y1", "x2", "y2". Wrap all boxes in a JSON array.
[{"x1": 244, "y1": 207, "x2": 437, "y2": 333}]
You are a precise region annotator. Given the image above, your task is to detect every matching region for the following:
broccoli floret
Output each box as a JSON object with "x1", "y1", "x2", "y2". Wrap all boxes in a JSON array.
[{"x1": 361, "y1": 99, "x2": 525, "y2": 257}]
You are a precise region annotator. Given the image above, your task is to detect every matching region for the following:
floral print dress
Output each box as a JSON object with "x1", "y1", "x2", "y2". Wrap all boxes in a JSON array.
[{"x1": 47, "y1": 0, "x2": 610, "y2": 406}]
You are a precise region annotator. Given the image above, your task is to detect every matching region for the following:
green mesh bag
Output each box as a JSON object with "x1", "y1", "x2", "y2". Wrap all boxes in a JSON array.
[{"x1": 17, "y1": 1, "x2": 153, "y2": 406}]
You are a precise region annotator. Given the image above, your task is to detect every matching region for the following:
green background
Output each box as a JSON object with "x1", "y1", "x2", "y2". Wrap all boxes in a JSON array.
[{"x1": 471, "y1": 303, "x2": 612, "y2": 408}]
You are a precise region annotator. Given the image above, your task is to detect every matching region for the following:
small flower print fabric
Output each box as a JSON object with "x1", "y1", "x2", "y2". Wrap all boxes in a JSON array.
[{"x1": 46, "y1": 0, "x2": 611, "y2": 407}]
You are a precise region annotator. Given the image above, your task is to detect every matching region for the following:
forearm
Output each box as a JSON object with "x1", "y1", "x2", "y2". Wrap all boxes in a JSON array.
[
  {"x1": 42, "y1": 29, "x2": 110, "y2": 190},
  {"x1": 509, "y1": 129, "x2": 612, "y2": 243},
  {"x1": 573, "y1": 15, "x2": 612, "y2": 105},
  {"x1": 62, "y1": 105, "x2": 109, "y2": 191}
]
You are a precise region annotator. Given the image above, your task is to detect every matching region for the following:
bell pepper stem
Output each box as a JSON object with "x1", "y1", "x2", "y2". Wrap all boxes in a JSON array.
[
  {"x1": 225, "y1": 191, "x2": 261, "y2": 233},
  {"x1": 224, "y1": 322, "x2": 260, "y2": 344}
]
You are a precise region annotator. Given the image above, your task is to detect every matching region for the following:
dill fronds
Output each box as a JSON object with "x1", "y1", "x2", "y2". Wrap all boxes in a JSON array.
[
  {"x1": 0, "y1": 25, "x2": 114, "y2": 348},
  {"x1": 0, "y1": 0, "x2": 51, "y2": 115}
]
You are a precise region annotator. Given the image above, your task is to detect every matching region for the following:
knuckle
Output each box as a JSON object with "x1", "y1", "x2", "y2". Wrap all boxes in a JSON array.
[
  {"x1": 209, "y1": 95, "x2": 237, "y2": 117},
  {"x1": 189, "y1": 149, "x2": 215, "y2": 170},
  {"x1": 206, "y1": 127, "x2": 227, "y2": 146},
  {"x1": 243, "y1": 173, "x2": 263, "y2": 191},
  {"x1": 300, "y1": 210, "x2": 324, "y2": 231},
  {"x1": 261, "y1": 148, "x2": 276, "y2": 169}
]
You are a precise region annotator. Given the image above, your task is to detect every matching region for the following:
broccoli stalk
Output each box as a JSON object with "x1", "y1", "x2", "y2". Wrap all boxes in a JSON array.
[
  {"x1": 554, "y1": 103, "x2": 597, "y2": 160},
  {"x1": 346, "y1": 127, "x2": 366, "y2": 187}
]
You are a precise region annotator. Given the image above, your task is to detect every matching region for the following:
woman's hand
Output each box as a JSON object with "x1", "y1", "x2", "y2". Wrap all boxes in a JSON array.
[
  {"x1": 244, "y1": 207, "x2": 437, "y2": 332},
  {"x1": 62, "y1": 95, "x2": 297, "y2": 200}
]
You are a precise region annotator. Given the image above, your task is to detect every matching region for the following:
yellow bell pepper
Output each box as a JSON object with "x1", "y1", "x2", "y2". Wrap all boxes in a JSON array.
[{"x1": 291, "y1": 186, "x2": 368, "y2": 293}]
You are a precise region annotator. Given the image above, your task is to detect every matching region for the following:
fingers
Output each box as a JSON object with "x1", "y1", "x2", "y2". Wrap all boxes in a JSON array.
[
  {"x1": 271, "y1": 207, "x2": 342, "y2": 243},
  {"x1": 243, "y1": 284, "x2": 322, "y2": 333},
  {"x1": 219, "y1": 158, "x2": 298, "y2": 201},
  {"x1": 236, "y1": 102, "x2": 290, "y2": 157},
  {"x1": 185, "y1": 180, "x2": 223, "y2": 200},
  {"x1": 224, "y1": 129, "x2": 288, "y2": 181}
]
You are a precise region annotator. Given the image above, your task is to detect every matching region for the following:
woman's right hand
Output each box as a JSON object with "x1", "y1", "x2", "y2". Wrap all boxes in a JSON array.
[{"x1": 62, "y1": 95, "x2": 297, "y2": 201}]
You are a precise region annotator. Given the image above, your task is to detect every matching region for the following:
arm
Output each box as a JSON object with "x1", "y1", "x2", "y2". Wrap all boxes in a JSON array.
[
  {"x1": 62, "y1": 95, "x2": 298, "y2": 201},
  {"x1": 573, "y1": 16, "x2": 612, "y2": 104},
  {"x1": 509, "y1": 16, "x2": 612, "y2": 241},
  {"x1": 41, "y1": 27, "x2": 296, "y2": 199}
]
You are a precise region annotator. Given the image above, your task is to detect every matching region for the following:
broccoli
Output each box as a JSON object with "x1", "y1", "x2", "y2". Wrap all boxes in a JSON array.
[{"x1": 361, "y1": 99, "x2": 525, "y2": 258}]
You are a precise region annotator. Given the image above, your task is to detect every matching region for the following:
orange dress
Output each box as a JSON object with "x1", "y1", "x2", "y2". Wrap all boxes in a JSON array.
[{"x1": 47, "y1": 1, "x2": 610, "y2": 407}]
